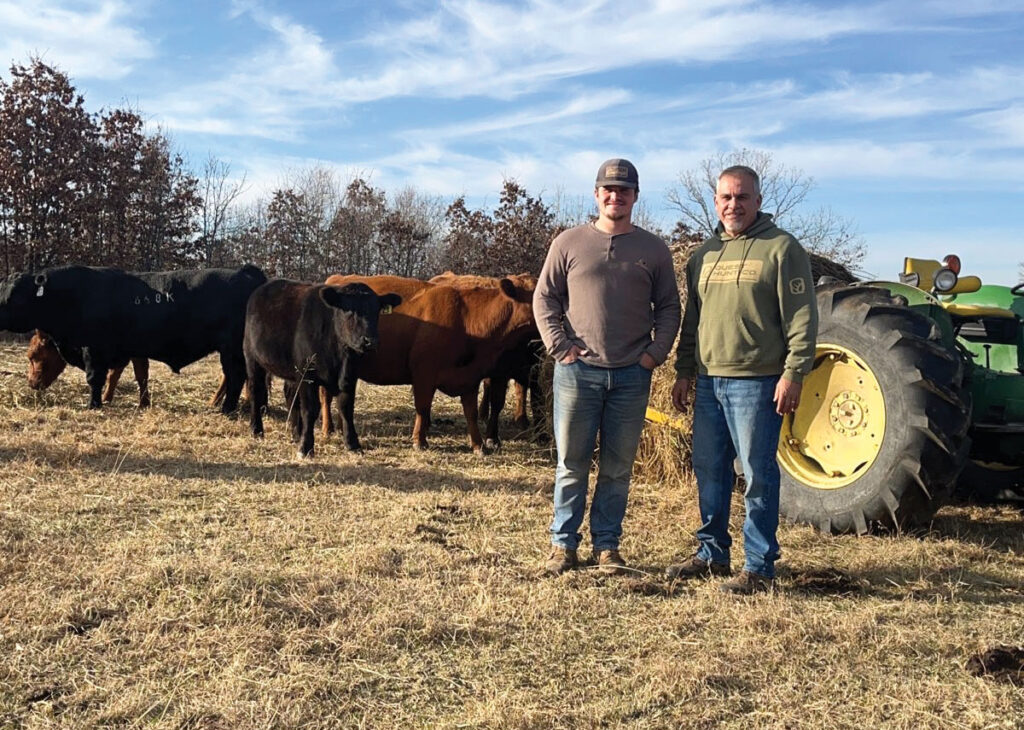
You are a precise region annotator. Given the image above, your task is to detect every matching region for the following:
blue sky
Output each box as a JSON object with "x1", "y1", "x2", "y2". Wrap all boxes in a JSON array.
[{"x1": 3, "y1": 0, "x2": 1024, "y2": 284}]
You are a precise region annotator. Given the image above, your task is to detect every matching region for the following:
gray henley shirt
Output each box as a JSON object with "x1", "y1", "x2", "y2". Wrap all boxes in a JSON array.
[{"x1": 533, "y1": 223, "x2": 681, "y2": 368}]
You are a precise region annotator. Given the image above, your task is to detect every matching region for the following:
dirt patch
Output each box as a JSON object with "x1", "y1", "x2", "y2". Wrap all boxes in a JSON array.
[
  {"x1": 966, "y1": 645, "x2": 1024, "y2": 685},
  {"x1": 25, "y1": 685, "x2": 63, "y2": 706},
  {"x1": 63, "y1": 606, "x2": 121, "y2": 636},
  {"x1": 788, "y1": 569, "x2": 864, "y2": 596},
  {"x1": 616, "y1": 576, "x2": 687, "y2": 598}
]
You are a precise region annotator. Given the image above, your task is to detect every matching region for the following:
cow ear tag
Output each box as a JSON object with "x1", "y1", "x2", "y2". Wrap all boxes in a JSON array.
[
  {"x1": 382, "y1": 305, "x2": 393, "y2": 315},
  {"x1": 36, "y1": 285, "x2": 44, "y2": 297}
]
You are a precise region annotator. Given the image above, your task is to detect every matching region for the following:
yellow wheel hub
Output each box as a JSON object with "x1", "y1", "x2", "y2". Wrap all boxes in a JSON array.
[{"x1": 778, "y1": 344, "x2": 886, "y2": 489}]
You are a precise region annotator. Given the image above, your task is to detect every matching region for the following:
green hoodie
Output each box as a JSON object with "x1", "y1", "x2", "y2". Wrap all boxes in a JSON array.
[{"x1": 674, "y1": 213, "x2": 818, "y2": 383}]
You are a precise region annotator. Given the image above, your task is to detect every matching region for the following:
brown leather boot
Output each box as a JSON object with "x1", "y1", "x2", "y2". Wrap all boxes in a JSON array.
[
  {"x1": 545, "y1": 547, "x2": 578, "y2": 576},
  {"x1": 595, "y1": 549, "x2": 626, "y2": 575}
]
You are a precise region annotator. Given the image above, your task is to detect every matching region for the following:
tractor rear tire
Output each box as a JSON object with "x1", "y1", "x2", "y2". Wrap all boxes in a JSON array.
[{"x1": 778, "y1": 285, "x2": 971, "y2": 534}]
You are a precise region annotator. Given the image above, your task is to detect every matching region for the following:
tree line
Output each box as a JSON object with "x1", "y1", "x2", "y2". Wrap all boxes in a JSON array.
[{"x1": 1, "y1": 58, "x2": 865, "y2": 283}]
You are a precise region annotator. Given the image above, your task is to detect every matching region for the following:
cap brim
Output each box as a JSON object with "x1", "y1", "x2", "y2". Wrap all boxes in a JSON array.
[{"x1": 595, "y1": 180, "x2": 638, "y2": 189}]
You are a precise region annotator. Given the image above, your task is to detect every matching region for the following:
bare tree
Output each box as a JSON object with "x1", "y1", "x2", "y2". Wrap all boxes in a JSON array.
[
  {"x1": 199, "y1": 154, "x2": 247, "y2": 267},
  {"x1": 666, "y1": 148, "x2": 865, "y2": 269},
  {"x1": 547, "y1": 186, "x2": 590, "y2": 231},
  {"x1": 378, "y1": 186, "x2": 446, "y2": 278},
  {"x1": 329, "y1": 177, "x2": 387, "y2": 276}
]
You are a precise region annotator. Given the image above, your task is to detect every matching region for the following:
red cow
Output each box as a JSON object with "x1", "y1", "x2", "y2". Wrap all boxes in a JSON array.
[
  {"x1": 27, "y1": 330, "x2": 150, "y2": 407},
  {"x1": 428, "y1": 271, "x2": 543, "y2": 450},
  {"x1": 322, "y1": 274, "x2": 537, "y2": 454}
]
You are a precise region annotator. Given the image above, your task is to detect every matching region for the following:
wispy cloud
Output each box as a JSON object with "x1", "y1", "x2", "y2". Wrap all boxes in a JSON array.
[
  {"x1": 789, "y1": 67, "x2": 1024, "y2": 122},
  {"x1": 0, "y1": 0, "x2": 152, "y2": 79}
]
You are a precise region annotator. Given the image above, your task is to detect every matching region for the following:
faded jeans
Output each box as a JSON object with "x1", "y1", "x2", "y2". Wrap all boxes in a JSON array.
[
  {"x1": 692, "y1": 375, "x2": 783, "y2": 578},
  {"x1": 550, "y1": 360, "x2": 652, "y2": 551}
]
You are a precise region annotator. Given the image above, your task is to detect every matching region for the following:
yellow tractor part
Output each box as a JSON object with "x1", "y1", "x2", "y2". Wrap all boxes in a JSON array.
[
  {"x1": 777, "y1": 343, "x2": 886, "y2": 489},
  {"x1": 645, "y1": 406, "x2": 687, "y2": 431},
  {"x1": 903, "y1": 257, "x2": 981, "y2": 295}
]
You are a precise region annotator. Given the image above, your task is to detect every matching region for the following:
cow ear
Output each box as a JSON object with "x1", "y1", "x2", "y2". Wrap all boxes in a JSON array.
[
  {"x1": 499, "y1": 278, "x2": 517, "y2": 300},
  {"x1": 319, "y1": 286, "x2": 349, "y2": 310},
  {"x1": 379, "y1": 293, "x2": 402, "y2": 312},
  {"x1": 500, "y1": 277, "x2": 533, "y2": 302}
]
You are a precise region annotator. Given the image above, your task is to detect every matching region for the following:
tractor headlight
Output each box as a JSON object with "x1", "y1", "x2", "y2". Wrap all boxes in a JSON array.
[{"x1": 933, "y1": 267, "x2": 958, "y2": 293}]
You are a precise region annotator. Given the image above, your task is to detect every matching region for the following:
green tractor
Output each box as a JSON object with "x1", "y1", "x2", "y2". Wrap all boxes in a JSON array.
[{"x1": 778, "y1": 255, "x2": 1024, "y2": 533}]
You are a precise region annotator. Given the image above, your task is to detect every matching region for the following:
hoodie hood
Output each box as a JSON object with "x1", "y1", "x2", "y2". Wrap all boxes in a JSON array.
[{"x1": 714, "y1": 211, "x2": 778, "y2": 241}]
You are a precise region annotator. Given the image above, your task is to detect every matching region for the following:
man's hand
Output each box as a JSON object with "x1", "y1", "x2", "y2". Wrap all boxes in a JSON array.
[
  {"x1": 671, "y1": 377, "x2": 691, "y2": 413},
  {"x1": 559, "y1": 344, "x2": 589, "y2": 364},
  {"x1": 639, "y1": 352, "x2": 657, "y2": 370},
  {"x1": 774, "y1": 378, "x2": 802, "y2": 415}
]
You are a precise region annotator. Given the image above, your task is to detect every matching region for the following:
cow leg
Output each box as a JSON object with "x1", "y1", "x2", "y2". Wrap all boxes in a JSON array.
[
  {"x1": 337, "y1": 358, "x2": 360, "y2": 452},
  {"x1": 218, "y1": 351, "x2": 246, "y2": 414},
  {"x1": 248, "y1": 362, "x2": 268, "y2": 438},
  {"x1": 297, "y1": 381, "x2": 318, "y2": 458},
  {"x1": 133, "y1": 358, "x2": 150, "y2": 408},
  {"x1": 411, "y1": 380, "x2": 436, "y2": 450},
  {"x1": 484, "y1": 377, "x2": 508, "y2": 452},
  {"x1": 209, "y1": 375, "x2": 227, "y2": 407},
  {"x1": 82, "y1": 350, "x2": 107, "y2": 409},
  {"x1": 460, "y1": 390, "x2": 486, "y2": 456},
  {"x1": 283, "y1": 380, "x2": 302, "y2": 442},
  {"x1": 103, "y1": 366, "x2": 125, "y2": 404},
  {"x1": 478, "y1": 378, "x2": 491, "y2": 421},
  {"x1": 320, "y1": 387, "x2": 335, "y2": 438},
  {"x1": 512, "y1": 378, "x2": 529, "y2": 431}
]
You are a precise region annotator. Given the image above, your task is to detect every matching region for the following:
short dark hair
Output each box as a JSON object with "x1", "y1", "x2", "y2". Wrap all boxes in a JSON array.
[{"x1": 719, "y1": 165, "x2": 760, "y2": 195}]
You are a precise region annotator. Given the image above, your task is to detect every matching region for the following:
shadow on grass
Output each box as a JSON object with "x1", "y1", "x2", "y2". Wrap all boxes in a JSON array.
[
  {"x1": 925, "y1": 508, "x2": 1024, "y2": 555},
  {"x1": 0, "y1": 443, "x2": 540, "y2": 495},
  {"x1": 541, "y1": 561, "x2": 1024, "y2": 607}
]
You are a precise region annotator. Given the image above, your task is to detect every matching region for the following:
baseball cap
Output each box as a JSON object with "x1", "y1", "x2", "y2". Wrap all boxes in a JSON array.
[{"x1": 595, "y1": 158, "x2": 639, "y2": 190}]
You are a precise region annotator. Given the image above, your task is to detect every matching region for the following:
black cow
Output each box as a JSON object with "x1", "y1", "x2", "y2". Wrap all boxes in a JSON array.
[
  {"x1": 0, "y1": 264, "x2": 267, "y2": 411},
  {"x1": 243, "y1": 279, "x2": 401, "y2": 457},
  {"x1": 478, "y1": 338, "x2": 546, "y2": 451}
]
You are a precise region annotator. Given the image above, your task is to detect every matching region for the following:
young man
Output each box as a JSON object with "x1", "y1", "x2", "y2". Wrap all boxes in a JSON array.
[
  {"x1": 668, "y1": 165, "x2": 818, "y2": 594},
  {"x1": 533, "y1": 158, "x2": 680, "y2": 575}
]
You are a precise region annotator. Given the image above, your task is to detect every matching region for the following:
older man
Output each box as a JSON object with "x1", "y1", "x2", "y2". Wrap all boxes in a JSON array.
[
  {"x1": 534, "y1": 158, "x2": 680, "y2": 575},
  {"x1": 668, "y1": 165, "x2": 817, "y2": 593}
]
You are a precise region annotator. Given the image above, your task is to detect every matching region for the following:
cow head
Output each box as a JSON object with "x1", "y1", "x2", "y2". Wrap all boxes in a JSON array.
[
  {"x1": 319, "y1": 283, "x2": 403, "y2": 354},
  {"x1": 26, "y1": 329, "x2": 67, "y2": 390}
]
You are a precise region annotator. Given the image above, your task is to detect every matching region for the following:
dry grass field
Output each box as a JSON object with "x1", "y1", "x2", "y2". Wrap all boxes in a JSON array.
[{"x1": 1, "y1": 342, "x2": 1023, "y2": 729}]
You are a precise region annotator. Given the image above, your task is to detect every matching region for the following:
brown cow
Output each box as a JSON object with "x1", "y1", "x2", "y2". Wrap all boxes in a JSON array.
[
  {"x1": 27, "y1": 330, "x2": 150, "y2": 407},
  {"x1": 322, "y1": 274, "x2": 537, "y2": 454},
  {"x1": 428, "y1": 271, "x2": 543, "y2": 450}
]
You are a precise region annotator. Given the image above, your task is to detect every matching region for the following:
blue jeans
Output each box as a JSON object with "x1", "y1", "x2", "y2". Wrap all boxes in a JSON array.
[
  {"x1": 692, "y1": 375, "x2": 783, "y2": 578},
  {"x1": 550, "y1": 360, "x2": 652, "y2": 551}
]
